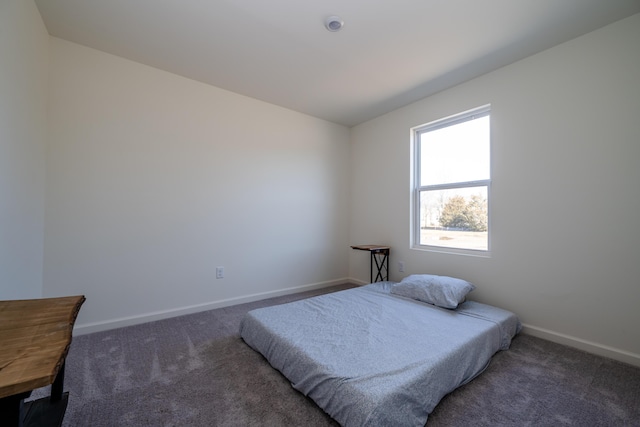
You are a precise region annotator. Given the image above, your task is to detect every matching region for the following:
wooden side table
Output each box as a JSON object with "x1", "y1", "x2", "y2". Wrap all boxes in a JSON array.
[
  {"x1": 0, "y1": 295, "x2": 85, "y2": 427},
  {"x1": 351, "y1": 245, "x2": 390, "y2": 283}
]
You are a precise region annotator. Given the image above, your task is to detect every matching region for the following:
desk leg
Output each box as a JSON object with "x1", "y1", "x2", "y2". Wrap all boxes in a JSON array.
[
  {"x1": 370, "y1": 250, "x2": 389, "y2": 282},
  {"x1": 0, "y1": 391, "x2": 31, "y2": 427},
  {"x1": 369, "y1": 253, "x2": 373, "y2": 283},
  {"x1": 50, "y1": 362, "x2": 65, "y2": 402},
  {"x1": 2, "y1": 364, "x2": 70, "y2": 427},
  {"x1": 22, "y1": 393, "x2": 69, "y2": 427}
]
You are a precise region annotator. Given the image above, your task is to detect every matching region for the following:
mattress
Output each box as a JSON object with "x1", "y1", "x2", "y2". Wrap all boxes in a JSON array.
[{"x1": 240, "y1": 281, "x2": 521, "y2": 426}]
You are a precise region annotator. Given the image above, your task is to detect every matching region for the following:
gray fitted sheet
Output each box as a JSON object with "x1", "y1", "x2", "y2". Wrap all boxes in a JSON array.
[{"x1": 240, "y1": 282, "x2": 521, "y2": 426}]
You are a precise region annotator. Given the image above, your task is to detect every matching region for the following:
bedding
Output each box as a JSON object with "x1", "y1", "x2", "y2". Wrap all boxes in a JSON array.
[
  {"x1": 391, "y1": 274, "x2": 476, "y2": 309},
  {"x1": 239, "y1": 281, "x2": 521, "y2": 426}
]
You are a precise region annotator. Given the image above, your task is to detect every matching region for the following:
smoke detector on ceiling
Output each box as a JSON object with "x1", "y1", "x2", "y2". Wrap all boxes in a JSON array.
[{"x1": 325, "y1": 15, "x2": 344, "y2": 32}]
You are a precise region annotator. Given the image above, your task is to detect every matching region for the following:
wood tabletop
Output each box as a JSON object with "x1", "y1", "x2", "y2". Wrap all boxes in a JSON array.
[
  {"x1": 0, "y1": 295, "x2": 85, "y2": 399},
  {"x1": 350, "y1": 245, "x2": 390, "y2": 251}
]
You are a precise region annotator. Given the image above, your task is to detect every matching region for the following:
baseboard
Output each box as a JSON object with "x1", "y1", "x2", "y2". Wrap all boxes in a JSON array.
[
  {"x1": 75, "y1": 284, "x2": 640, "y2": 369},
  {"x1": 521, "y1": 324, "x2": 640, "y2": 368},
  {"x1": 347, "y1": 277, "x2": 369, "y2": 286},
  {"x1": 74, "y1": 278, "x2": 351, "y2": 335}
]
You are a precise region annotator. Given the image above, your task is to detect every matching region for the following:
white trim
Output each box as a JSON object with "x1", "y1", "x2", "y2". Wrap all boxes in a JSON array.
[
  {"x1": 521, "y1": 324, "x2": 640, "y2": 368},
  {"x1": 410, "y1": 245, "x2": 491, "y2": 258},
  {"x1": 73, "y1": 278, "x2": 352, "y2": 335},
  {"x1": 73, "y1": 285, "x2": 640, "y2": 369},
  {"x1": 347, "y1": 277, "x2": 369, "y2": 286}
]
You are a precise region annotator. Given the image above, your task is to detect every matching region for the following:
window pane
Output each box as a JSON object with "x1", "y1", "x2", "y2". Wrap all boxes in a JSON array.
[
  {"x1": 419, "y1": 186, "x2": 488, "y2": 251},
  {"x1": 420, "y1": 115, "x2": 490, "y2": 186}
]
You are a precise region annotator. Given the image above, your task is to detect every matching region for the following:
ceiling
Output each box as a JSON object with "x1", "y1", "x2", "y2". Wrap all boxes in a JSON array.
[{"x1": 34, "y1": 0, "x2": 640, "y2": 127}]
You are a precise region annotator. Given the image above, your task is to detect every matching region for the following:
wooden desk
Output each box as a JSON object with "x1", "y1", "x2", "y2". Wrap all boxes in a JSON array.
[
  {"x1": 351, "y1": 245, "x2": 390, "y2": 282},
  {"x1": 0, "y1": 295, "x2": 85, "y2": 427}
]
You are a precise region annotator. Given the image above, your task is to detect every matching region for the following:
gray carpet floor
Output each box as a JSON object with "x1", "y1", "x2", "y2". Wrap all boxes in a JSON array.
[{"x1": 30, "y1": 284, "x2": 640, "y2": 426}]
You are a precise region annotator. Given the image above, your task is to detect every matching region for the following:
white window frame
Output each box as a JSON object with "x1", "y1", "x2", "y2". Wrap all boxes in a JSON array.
[{"x1": 411, "y1": 105, "x2": 491, "y2": 256}]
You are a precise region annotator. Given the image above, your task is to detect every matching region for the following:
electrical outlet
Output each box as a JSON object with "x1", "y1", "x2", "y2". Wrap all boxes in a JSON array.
[
  {"x1": 398, "y1": 261, "x2": 405, "y2": 273},
  {"x1": 216, "y1": 266, "x2": 224, "y2": 279}
]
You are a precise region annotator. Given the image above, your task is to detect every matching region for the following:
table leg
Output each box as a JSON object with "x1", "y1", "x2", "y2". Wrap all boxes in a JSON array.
[
  {"x1": 50, "y1": 361, "x2": 65, "y2": 402},
  {"x1": 0, "y1": 391, "x2": 31, "y2": 427},
  {"x1": 0, "y1": 363, "x2": 70, "y2": 427},
  {"x1": 370, "y1": 249, "x2": 389, "y2": 282},
  {"x1": 369, "y1": 252, "x2": 373, "y2": 283}
]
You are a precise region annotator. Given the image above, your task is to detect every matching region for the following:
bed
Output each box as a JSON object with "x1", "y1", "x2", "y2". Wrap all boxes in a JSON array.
[{"x1": 240, "y1": 278, "x2": 521, "y2": 426}]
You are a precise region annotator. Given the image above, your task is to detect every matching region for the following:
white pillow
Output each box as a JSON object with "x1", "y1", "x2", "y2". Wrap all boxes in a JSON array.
[{"x1": 390, "y1": 274, "x2": 476, "y2": 309}]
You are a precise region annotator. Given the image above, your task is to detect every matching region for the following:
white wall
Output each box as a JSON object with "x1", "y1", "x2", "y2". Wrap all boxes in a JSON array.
[
  {"x1": 0, "y1": 0, "x2": 48, "y2": 299},
  {"x1": 350, "y1": 14, "x2": 640, "y2": 365},
  {"x1": 44, "y1": 38, "x2": 351, "y2": 332},
  {"x1": 6, "y1": 0, "x2": 637, "y2": 367}
]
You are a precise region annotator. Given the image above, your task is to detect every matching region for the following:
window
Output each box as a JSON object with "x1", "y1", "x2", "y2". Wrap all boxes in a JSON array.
[{"x1": 412, "y1": 105, "x2": 490, "y2": 253}]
